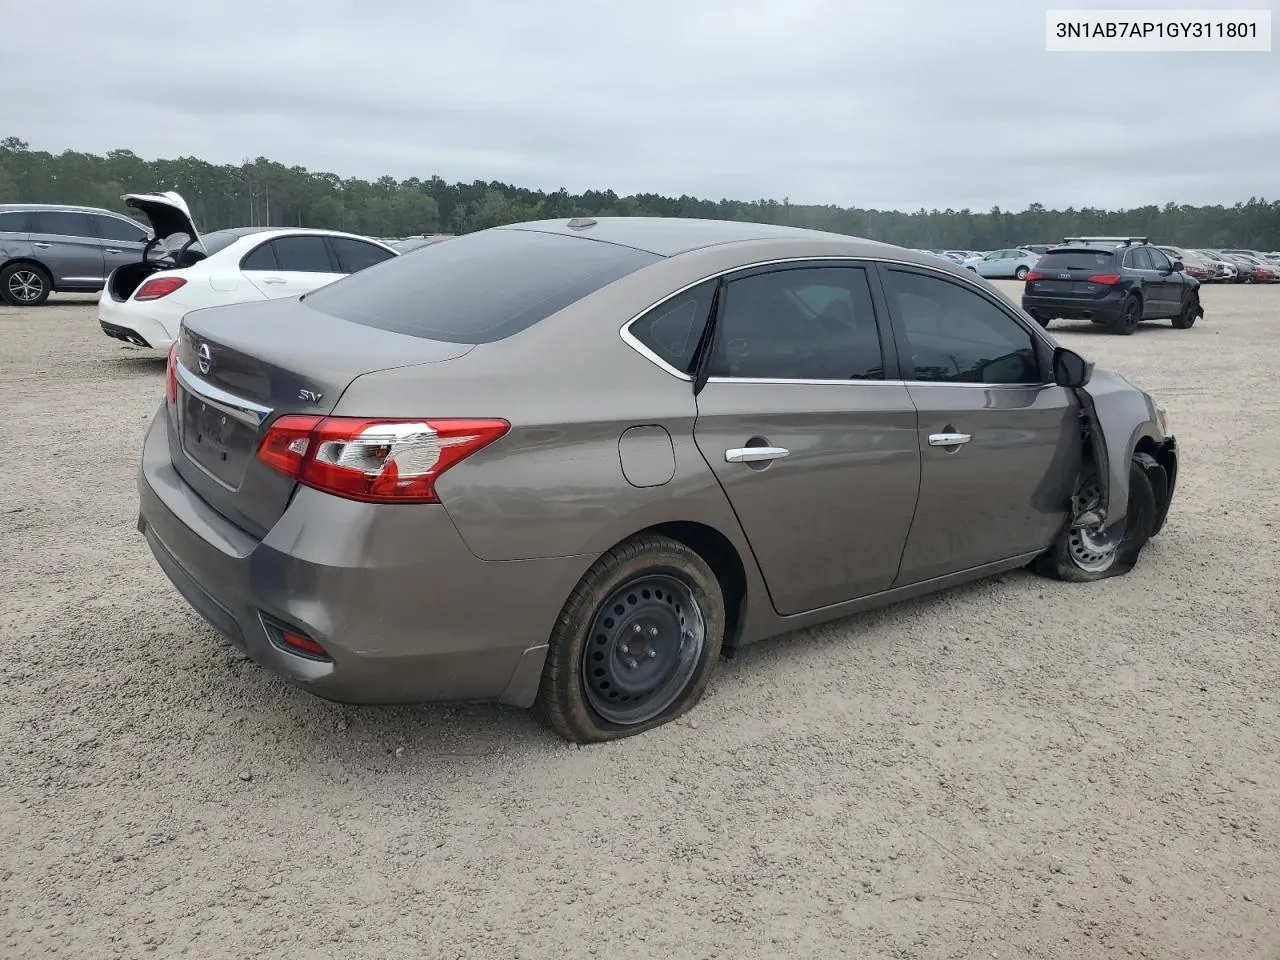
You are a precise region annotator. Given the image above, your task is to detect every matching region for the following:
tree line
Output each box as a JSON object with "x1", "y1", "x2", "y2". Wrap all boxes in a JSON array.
[{"x1": 3, "y1": 137, "x2": 1277, "y2": 249}]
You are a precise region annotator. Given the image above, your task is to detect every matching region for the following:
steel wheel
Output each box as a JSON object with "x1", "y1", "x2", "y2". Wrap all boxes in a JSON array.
[
  {"x1": 1066, "y1": 476, "x2": 1120, "y2": 573},
  {"x1": 581, "y1": 574, "x2": 706, "y2": 726},
  {"x1": 7, "y1": 268, "x2": 46, "y2": 303}
]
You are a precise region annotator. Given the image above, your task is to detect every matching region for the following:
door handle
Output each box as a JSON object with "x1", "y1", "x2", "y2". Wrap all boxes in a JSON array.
[
  {"x1": 33, "y1": 242, "x2": 50, "y2": 249},
  {"x1": 928, "y1": 432, "x2": 972, "y2": 446},
  {"x1": 104, "y1": 248, "x2": 122, "y2": 255},
  {"x1": 261, "y1": 277, "x2": 286, "y2": 284},
  {"x1": 725, "y1": 446, "x2": 790, "y2": 463}
]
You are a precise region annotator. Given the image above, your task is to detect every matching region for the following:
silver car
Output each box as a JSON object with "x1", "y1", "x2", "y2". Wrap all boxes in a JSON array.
[
  {"x1": 0, "y1": 203, "x2": 150, "y2": 305},
  {"x1": 138, "y1": 218, "x2": 1179, "y2": 743},
  {"x1": 963, "y1": 248, "x2": 1042, "y2": 280}
]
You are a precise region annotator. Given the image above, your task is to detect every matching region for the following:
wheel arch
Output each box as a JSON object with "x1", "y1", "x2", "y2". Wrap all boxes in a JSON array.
[
  {"x1": 1, "y1": 256, "x2": 53, "y2": 279},
  {"x1": 604, "y1": 520, "x2": 750, "y2": 652}
]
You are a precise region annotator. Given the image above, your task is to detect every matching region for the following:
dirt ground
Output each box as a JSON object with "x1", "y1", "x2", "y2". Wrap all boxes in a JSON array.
[{"x1": 1, "y1": 283, "x2": 1277, "y2": 960}]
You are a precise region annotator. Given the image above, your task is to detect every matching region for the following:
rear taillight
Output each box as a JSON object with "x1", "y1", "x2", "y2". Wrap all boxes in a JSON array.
[
  {"x1": 255, "y1": 416, "x2": 510, "y2": 504},
  {"x1": 1086, "y1": 274, "x2": 1121, "y2": 285},
  {"x1": 165, "y1": 341, "x2": 179, "y2": 404},
  {"x1": 1025, "y1": 271, "x2": 1043, "y2": 282},
  {"x1": 255, "y1": 415, "x2": 321, "y2": 476},
  {"x1": 135, "y1": 276, "x2": 187, "y2": 301}
]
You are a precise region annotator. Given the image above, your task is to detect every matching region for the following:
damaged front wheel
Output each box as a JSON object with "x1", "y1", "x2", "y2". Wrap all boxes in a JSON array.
[{"x1": 1035, "y1": 459, "x2": 1158, "y2": 582}]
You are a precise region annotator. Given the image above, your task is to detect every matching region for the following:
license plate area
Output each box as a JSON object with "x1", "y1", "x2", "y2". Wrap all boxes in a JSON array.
[
  {"x1": 180, "y1": 388, "x2": 255, "y2": 487},
  {"x1": 1034, "y1": 280, "x2": 1072, "y2": 293}
]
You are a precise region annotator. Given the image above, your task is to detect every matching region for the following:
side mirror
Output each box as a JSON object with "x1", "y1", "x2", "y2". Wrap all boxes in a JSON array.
[
  {"x1": 1052, "y1": 347, "x2": 1093, "y2": 388},
  {"x1": 1170, "y1": 260, "x2": 1184, "y2": 272}
]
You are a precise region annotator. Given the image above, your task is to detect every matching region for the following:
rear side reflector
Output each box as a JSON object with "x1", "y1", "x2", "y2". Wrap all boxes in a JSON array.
[
  {"x1": 255, "y1": 416, "x2": 510, "y2": 504},
  {"x1": 280, "y1": 629, "x2": 330, "y2": 659},
  {"x1": 136, "y1": 276, "x2": 187, "y2": 301},
  {"x1": 1087, "y1": 274, "x2": 1121, "y2": 285},
  {"x1": 165, "y1": 341, "x2": 179, "y2": 404}
]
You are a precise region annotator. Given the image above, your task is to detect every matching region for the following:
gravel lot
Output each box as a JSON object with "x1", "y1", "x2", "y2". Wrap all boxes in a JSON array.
[{"x1": 2, "y1": 284, "x2": 1277, "y2": 960}]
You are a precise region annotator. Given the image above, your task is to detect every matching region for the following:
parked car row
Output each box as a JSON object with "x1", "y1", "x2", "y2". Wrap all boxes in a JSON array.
[
  {"x1": 914, "y1": 243, "x2": 1280, "y2": 285},
  {"x1": 0, "y1": 199, "x2": 405, "y2": 350}
]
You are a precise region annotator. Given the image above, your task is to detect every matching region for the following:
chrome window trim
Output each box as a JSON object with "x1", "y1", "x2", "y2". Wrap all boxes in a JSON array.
[
  {"x1": 704, "y1": 376, "x2": 1046, "y2": 389},
  {"x1": 175, "y1": 359, "x2": 273, "y2": 426},
  {"x1": 618, "y1": 254, "x2": 1055, "y2": 385}
]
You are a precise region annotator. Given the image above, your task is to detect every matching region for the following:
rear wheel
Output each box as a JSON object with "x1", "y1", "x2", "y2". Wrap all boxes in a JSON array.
[
  {"x1": 1, "y1": 263, "x2": 51, "y2": 306},
  {"x1": 1035, "y1": 459, "x2": 1158, "y2": 582},
  {"x1": 535, "y1": 534, "x2": 725, "y2": 744},
  {"x1": 1014, "y1": 265, "x2": 1030, "y2": 280},
  {"x1": 1110, "y1": 294, "x2": 1140, "y2": 335}
]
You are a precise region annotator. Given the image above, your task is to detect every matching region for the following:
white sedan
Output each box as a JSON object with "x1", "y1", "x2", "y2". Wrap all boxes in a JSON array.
[{"x1": 98, "y1": 192, "x2": 398, "y2": 351}]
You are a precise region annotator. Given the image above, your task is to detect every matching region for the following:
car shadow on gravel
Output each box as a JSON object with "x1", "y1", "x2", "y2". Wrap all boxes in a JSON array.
[
  {"x1": 208, "y1": 639, "x2": 565, "y2": 762},
  {"x1": 1046, "y1": 320, "x2": 1181, "y2": 336},
  {"x1": 99, "y1": 354, "x2": 166, "y2": 374},
  {"x1": 190, "y1": 569, "x2": 1044, "y2": 765}
]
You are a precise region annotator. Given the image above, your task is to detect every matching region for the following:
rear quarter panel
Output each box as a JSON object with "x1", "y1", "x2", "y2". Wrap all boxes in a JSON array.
[{"x1": 330, "y1": 246, "x2": 796, "y2": 565}]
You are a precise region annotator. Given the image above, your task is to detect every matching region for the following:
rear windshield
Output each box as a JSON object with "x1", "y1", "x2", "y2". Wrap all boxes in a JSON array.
[
  {"x1": 1037, "y1": 250, "x2": 1116, "y2": 270},
  {"x1": 303, "y1": 227, "x2": 661, "y2": 343}
]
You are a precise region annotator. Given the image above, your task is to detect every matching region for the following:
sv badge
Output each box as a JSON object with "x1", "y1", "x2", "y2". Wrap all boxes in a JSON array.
[{"x1": 298, "y1": 389, "x2": 323, "y2": 404}]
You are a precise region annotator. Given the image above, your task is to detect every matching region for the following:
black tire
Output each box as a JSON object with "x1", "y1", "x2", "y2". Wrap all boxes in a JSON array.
[
  {"x1": 1171, "y1": 293, "x2": 1199, "y2": 329},
  {"x1": 1031, "y1": 312, "x2": 1051, "y2": 328},
  {"x1": 1, "y1": 262, "x2": 52, "y2": 306},
  {"x1": 1014, "y1": 265, "x2": 1030, "y2": 281},
  {"x1": 1110, "y1": 294, "x2": 1140, "y2": 335},
  {"x1": 1035, "y1": 458, "x2": 1158, "y2": 583},
  {"x1": 534, "y1": 533, "x2": 725, "y2": 744}
]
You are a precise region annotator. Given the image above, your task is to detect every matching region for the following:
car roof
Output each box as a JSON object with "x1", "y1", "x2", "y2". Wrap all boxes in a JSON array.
[
  {"x1": 0, "y1": 202, "x2": 140, "y2": 218},
  {"x1": 496, "y1": 216, "x2": 900, "y2": 258},
  {"x1": 1044, "y1": 244, "x2": 1121, "y2": 254},
  {"x1": 205, "y1": 226, "x2": 395, "y2": 246}
]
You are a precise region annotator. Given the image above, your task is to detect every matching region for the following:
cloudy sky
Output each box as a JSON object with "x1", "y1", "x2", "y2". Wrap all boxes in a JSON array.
[{"x1": 7, "y1": 0, "x2": 1278, "y2": 210}]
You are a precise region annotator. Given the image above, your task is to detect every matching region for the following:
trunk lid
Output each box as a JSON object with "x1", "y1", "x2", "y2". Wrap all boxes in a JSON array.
[
  {"x1": 168, "y1": 296, "x2": 475, "y2": 537},
  {"x1": 123, "y1": 191, "x2": 200, "y2": 265},
  {"x1": 1025, "y1": 249, "x2": 1119, "y2": 298}
]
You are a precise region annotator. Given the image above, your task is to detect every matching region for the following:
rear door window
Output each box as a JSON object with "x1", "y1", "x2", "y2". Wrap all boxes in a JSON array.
[
  {"x1": 93, "y1": 215, "x2": 148, "y2": 243},
  {"x1": 33, "y1": 211, "x2": 94, "y2": 238},
  {"x1": 708, "y1": 266, "x2": 885, "y2": 381},
  {"x1": 1126, "y1": 247, "x2": 1154, "y2": 270},
  {"x1": 240, "y1": 241, "x2": 278, "y2": 271},
  {"x1": 271, "y1": 236, "x2": 335, "y2": 273},
  {"x1": 304, "y1": 227, "x2": 661, "y2": 344},
  {"x1": 328, "y1": 237, "x2": 396, "y2": 274}
]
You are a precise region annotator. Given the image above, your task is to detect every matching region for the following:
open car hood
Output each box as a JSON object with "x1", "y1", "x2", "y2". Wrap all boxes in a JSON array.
[{"x1": 122, "y1": 191, "x2": 200, "y2": 251}]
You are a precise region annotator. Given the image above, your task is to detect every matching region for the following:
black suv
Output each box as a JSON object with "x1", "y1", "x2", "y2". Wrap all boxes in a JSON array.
[{"x1": 1021, "y1": 237, "x2": 1202, "y2": 335}]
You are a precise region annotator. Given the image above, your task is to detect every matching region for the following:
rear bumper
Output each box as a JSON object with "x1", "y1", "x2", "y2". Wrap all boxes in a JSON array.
[
  {"x1": 136, "y1": 406, "x2": 593, "y2": 708},
  {"x1": 1022, "y1": 292, "x2": 1124, "y2": 322},
  {"x1": 98, "y1": 293, "x2": 180, "y2": 351},
  {"x1": 1018, "y1": 293, "x2": 1121, "y2": 323}
]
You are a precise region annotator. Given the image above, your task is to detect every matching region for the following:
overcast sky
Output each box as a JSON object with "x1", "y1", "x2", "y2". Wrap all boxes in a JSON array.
[{"x1": 7, "y1": 0, "x2": 1278, "y2": 210}]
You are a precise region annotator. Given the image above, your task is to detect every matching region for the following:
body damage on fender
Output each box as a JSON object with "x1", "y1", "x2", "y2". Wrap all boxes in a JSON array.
[{"x1": 1072, "y1": 367, "x2": 1172, "y2": 542}]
